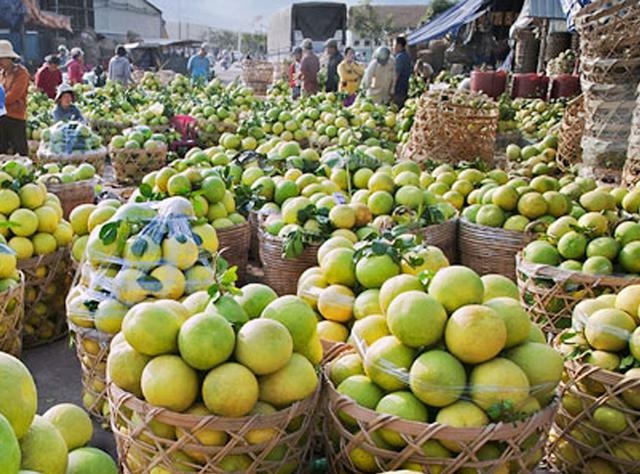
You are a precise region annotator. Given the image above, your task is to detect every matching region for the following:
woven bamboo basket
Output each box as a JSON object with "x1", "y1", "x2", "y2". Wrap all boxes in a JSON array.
[
  {"x1": 215, "y1": 222, "x2": 251, "y2": 284},
  {"x1": 557, "y1": 95, "x2": 585, "y2": 172},
  {"x1": 108, "y1": 381, "x2": 321, "y2": 474},
  {"x1": 247, "y1": 210, "x2": 261, "y2": 264},
  {"x1": 322, "y1": 356, "x2": 558, "y2": 473},
  {"x1": 548, "y1": 351, "x2": 640, "y2": 473},
  {"x1": 89, "y1": 119, "x2": 130, "y2": 145},
  {"x1": 258, "y1": 231, "x2": 321, "y2": 296},
  {"x1": 70, "y1": 322, "x2": 113, "y2": 423},
  {"x1": 19, "y1": 247, "x2": 72, "y2": 348},
  {"x1": 45, "y1": 179, "x2": 95, "y2": 219},
  {"x1": 401, "y1": 90, "x2": 499, "y2": 167},
  {"x1": 516, "y1": 254, "x2": 640, "y2": 337},
  {"x1": 108, "y1": 145, "x2": 167, "y2": 186},
  {"x1": 0, "y1": 273, "x2": 24, "y2": 357},
  {"x1": 35, "y1": 146, "x2": 107, "y2": 176},
  {"x1": 242, "y1": 60, "x2": 274, "y2": 96},
  {"x1": 622, "y1": 83, "x2": 640, "y2": 187},
  {"x1": 458, "y1": 219, "x2": 536, "y2": 280},
  {"x1": 419, "y1": 219, "x2": 458, "y2": 264}
]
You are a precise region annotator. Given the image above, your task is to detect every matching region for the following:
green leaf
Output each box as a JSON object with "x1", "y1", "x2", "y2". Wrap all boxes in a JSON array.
[
  {"x1": 139, "y1": 183, "x2": 153, "y2": 198},
  {"x1": 207, "y1": 284, "x2": 221, "y2": 302},
  {"x1": 137, "y1": 274, "x2": 162, "y2": 292},
  {"x1": 83, "y1": 300, "x2": 100, "y2": 312},
  {"x1": 130, "y1": 238, "x2": 148, "y2": 257},
  {"x1": 559, "y1": 331, "x2": 577, "y2": 343},
  {"x1": 216, "y1": 256, "x2": 229, "y2": 274},
  {"x1": 371, "y1": 241, "x2": 389, "y2": 256},
  {"x1": 220, "y1": 266, "x2": 239, "y2": 287},
  {"x1": 99, "y1": 221, "x2": 120, "y2": 246}
]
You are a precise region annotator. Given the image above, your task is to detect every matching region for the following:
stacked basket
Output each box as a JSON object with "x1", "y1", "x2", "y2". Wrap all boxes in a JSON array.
[
  {"x1": 574, "y1": 0, "x2": 640, "y2": 183},
  {"x1": 622, "y1": 83, "x2": 640, "y2": 187},
  {"x1": 556, "y1": 94, "x2": 586, "y2": 173},
  {"x1": 242, "y1": 60, "x2": 274, "y2": 96},
  {"x1": 108, "y1": 143, "x2": 168, "y2": 186}
]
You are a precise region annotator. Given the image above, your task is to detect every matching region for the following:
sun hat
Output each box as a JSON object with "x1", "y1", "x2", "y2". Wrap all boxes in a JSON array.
[
  {"x1": 0, "y1": 40, "x2": 19, "y2": 60},
  {"x1": 55, "y1": 83, "x2": 75, "y2": 102}
]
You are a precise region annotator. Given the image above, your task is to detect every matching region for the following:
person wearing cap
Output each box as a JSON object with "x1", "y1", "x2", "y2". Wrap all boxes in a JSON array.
[
  {"x1": 52, "y1": 84, "x2": 84, "y2": 123},
  {"x1": 338, "y1": 47, "x2": 364, "y2": 106},
  {"x1": 188, "y1": 44, "x2": 210, "y2": 83},
  {"x1": 0, "y1": 40, "x2": 29, "y2": 155},
  {"x1": 289, "y1": 47, "x2": 302, "y2": 100},
  {"x1": 324, "y1": 39, "x2": 343, "y2": 93},
  {"x1": 300, "y1": 38, "x2": 319, "y2": 96},
  {"x1": 67, "y1": 47, "x2": 85, "y2": 85},
  {"x1": 393, "y1": 36, "x2": 412, "y2": 108},
  {"x1": 35, "y1": 55, "x2": 62, "y2": 99},
  {"x1": 362, "y1": 46, "x2": 395, "y2": 105},
  {"x1": 108, "y1": 45, "x2": 133, "y2": 87}
]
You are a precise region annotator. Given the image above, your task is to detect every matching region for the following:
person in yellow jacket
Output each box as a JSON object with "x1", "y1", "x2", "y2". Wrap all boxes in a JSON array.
[{"x1": 337, "y1": 47, "x2": 364, "y2": 106}]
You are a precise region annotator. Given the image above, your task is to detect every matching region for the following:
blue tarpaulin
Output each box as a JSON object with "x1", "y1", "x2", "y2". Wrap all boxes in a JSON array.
[
  {"x1": 407, "y1": 0, "x2": 489, "y2": 45},
  {"x1": 0, "y1": 0, "x2": 26, "y2": 29}
]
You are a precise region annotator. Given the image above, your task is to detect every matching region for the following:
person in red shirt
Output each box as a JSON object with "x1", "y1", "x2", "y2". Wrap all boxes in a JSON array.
[
  {"x1": 67, "y1": 47, "x2": 85, "y2": 85},
  {"x1": 34, "y1": 55, "x2": 62, "y2": 99},
  {"x1": 288, "y1": 47, "x2": 302, "y2": 99},
  {"x1": 0, "y1": 40, "x2": 30, "y2": 155}
]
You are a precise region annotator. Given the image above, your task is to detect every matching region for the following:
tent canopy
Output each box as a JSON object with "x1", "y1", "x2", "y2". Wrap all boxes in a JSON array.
[{"x1": 407, "y1": 0, "x2": 489, "y2": 46}]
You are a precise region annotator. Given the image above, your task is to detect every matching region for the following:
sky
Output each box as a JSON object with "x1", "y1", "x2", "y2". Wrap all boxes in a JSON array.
[{"x1": 150, "y1": 0, "x2": 431, "y2": 31}]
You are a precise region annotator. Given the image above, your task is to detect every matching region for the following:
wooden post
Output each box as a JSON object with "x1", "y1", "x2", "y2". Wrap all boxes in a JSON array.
[{"x1": 537, "y1": 19, "x2": 548, "y2": 74}]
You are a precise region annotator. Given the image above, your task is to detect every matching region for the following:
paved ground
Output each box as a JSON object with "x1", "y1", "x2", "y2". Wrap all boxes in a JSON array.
[{"x1": 23, "y1": 338, "x2": 117, "y2": 458}]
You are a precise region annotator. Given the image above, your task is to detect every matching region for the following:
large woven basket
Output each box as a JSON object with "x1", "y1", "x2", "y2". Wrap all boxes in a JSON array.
[
  {"x1": 45, "y1": 179, "x2": 95, "y2": 219},
  {"x1": 0, "y1": 273, "x2": 24, "y2": 357},
  {"x1": 557, "y1": 94, "x2": 585, "y2": 172},
  {"x1": 419, "y1": 219, "x2": 458, "y2": 263},
  {"x1": 322, "y1": 357, "x2": 558, "y2": 473},
  {"x1": 258, "y1": 231, "x2": 321, "y2": 296},
  {"x1": 108, "y1": 381, "x2": 320, "y2": 474},
  {"x1": 70, "y1": 322, "x2": 112, "y2": 423},
  {"x1": 458, "y1": 219, "x2": 536, "y2": 279},
  {"x1": 242, "y1": 60, "x2": 274, "y2": 95},
  {"x1": 35, "y1": 146, "x2": 107, "y2": 176},
  {"x1": 19, "y1": 247, "x2": 72, "y2": 348},
  {"x1": 108, "y1": 145, "x2": 167, "y2": 186},
  {"x1": 548, "y1": 350, "x2": 640, "y2": 473},
  {"x1": 247, "y1": 210, "x2": 261, "y2": 264},
  {"x1": 215, "y1": 222, "x2": 251, "y2": 284},
  {"x1": 516, "y1": 254, "x2": 640, "y2": 337}
]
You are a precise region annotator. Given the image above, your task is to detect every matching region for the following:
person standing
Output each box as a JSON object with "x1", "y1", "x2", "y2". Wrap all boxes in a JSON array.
[
  {"x1": 0, "y1": 40, "x2": 29, "y2": 155},
  {"x1": 289, "y1": 47, "x2": 302, "y2": 100},
  {"x1": 67, "y1": 47, "x2": 85, "y2": 85},
  {"x1": 300, "y1": 38, "x2": 319, "y2": 96},
  {"x1": 34, "y1": 55, "x2": 62, "y2": 99},
  {"x1": 393, "y1": 36, "x2": 412, "y2": 108},
  {"x1": 338, "y1": 47, "x2": 364, "y2": 106},
  {"x1": 362, "y1": 46, "x2": 395, "y2": 105},
  {"x1": 324, "y1": 39, "x2": 343, "y2": 93},
  {"x1": 108, "y1": 45, "x2": 133, "y2": 86},
  {"x1": 188, "y1": 44, "x2": 210, "y2": 83}
]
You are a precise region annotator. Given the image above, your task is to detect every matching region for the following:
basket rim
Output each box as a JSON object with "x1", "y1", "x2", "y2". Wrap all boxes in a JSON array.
[
  {"x1": 459, "y1": 218, "x2": 537, "y2": 240},
  {"x1": 17, "y1": 245, "x2": 69, "y2": 270}
]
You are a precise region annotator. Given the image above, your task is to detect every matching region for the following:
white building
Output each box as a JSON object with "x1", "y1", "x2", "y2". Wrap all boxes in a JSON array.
[
  {"x1": 164, "y1": 21, "x2": 213, "y2": 41},
  {"x1": 94, "y1": 0, "x2": 165, "y2": 39}
]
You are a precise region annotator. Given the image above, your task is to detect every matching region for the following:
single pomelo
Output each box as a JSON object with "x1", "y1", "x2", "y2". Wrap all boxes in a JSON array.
[
  {"x1": 317, "y1": 285, "x2": 355, "y2": 322},
  {"x1": 0, "y1": 352, "x2": 37, "y2": 439},
  {"x1": 244, "y1": 402, "x2": 278, "y2": 445},
  {"x1": 522, "y1": 241, "x2": 561, "y2": 266},
  {"x1": 355, "y1": 254, "x2": 400, "y2": 289},
  {"x1": 557, "y1": 231, "x2": 588, "y2": 260},
  {"x1": 42, "y1": 403, "x2": 92, "y2": 451},
  {"x1": 445, "y1": 305, "x2": 507, "y2": 364},
  {"x1": 141, "y1": 355, "x2": 199, "y2": 412},
  {"x1": 481, "y1": 274, "x2": 519, "y2": 301},
  {"x1": 320, "y1": 247, "x2": 356, "y2": 287},
  {"x1": 505, "y1": 342, "x2": 563, "y2": 405},
  {"x1": 258, "y1": 353, "x2": 318, "y2": 408},
  {"x1": 233, "y1": 283, "x2": 278, "y2": 319},
  {"x1": 0, "y1": 413, "x2": 20, "y2": 474},
  {"x1": 297, "y1": 332, "x2": 323, "y2": 366},
  {"x1": 621, "y1": 368, "x2": 640, "y2": 409},
  {"x1": 409, "y1": 350, "x2": 466, "y2": 407},
  {"x1": 350, "y1": 315, "x2": 390, "y2": 348},
  {"x1": 175, "y1": 404, "x2": 228, "y2": 461},
  {"x1": 428, "y1": 266, "x2": 484, "y2": 313},
  {"x1": 66, "y1": 447, "x2": 118, "y2": 474},
  {"x1": 316, "y1": 237, "x2": 353, "y2": 266},
  {"x1": 376, "y1": 391, "x2": 428, "y2": 447},
  {"x1": 584, "y1": 308, "x2": 636, "y2": 352},
  {"x1": 593, "y1": 406, "x2": 627, "y2": 434},
  {"x1": 400, "y1": 245, "x2": 450, "y2": 276},
  {"x1": 337, "y1": 375, "x2": 385, "y2": 428},
  {"x1": 629, "y1": 327, "x2": 640, "y2": 362},
  {"x1": 122, "y1": 303, "x2": 181, "y2": 356},
  {"x1": 261, "y1": 295, "x2": 317, "y2": 352},
  {"x1": 386, "y1": 291, "x2": 447, "y2": 348},
  {"x1": 329, "y1": 354, "x2": 364, "y2": 386},
  {"x1": 469, "y1": 358, "x2": 530, "y2": 412},
  {"x1": 207, "y1": 294, "x2": 249, "y2": 326},
  {"x1": 364, "y1": 336, "x2": 416, "y2": 391},
  {"x1": 435, "y1": 401, "x2": 489, "y2": 452},
  {"x1": 19, "y1": 416, "x2": 68, "y2": 474},
  {"x1": 528, "y1": 325, "x2": 546, "y2": 343},
  {"x1": 202, "y1": 362, "x2": 259, "y2": 417},
  {"x1": 378, "y1": 274, "x2": 424, "y2": 314},
  {"x1": 178, "y1": 313, "x2": 235, "y2": 371},
  {"x1": 615, "y1": 285, "x2": 640, "y2": 321},
  {"x1": 484, "y1": 297, "x2": 531, "y2": 348},
  {"x1": 353, "y1": 289, "x2": 382, "y2": 320},
  {"x1": 235, "y1": 319, "x2": 293, "y2": 375},
  {"x1": 107, "y1": 340, "x2": 151, "y2": 397}
]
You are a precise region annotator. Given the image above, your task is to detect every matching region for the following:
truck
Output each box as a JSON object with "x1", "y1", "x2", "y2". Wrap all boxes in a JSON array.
[{"x1": 267, "y1": 2, "x2": 347, "y2": 60}]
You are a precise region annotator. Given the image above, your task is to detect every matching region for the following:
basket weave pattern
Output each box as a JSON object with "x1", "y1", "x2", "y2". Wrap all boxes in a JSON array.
[
  {"x1": 419, "y1": 219, "x2": 458, "y2": 264},
  {"x1": 557, "y1": 95, "x2": 586, "y2": 172},
  {"x1": 0, "y1": 274, "x2": 24, "y2": 357},
  {"x1": 19, "y1": 247, "x2": 72, "y2": 348},
  {"x1": 108, "y1": 382, "x2": 320, "y2": 474},
  {"x1": 45, "y1": 180, "x2": 95, "y2": 219},
  {"x1": 108, "y1": 145, "x2": 167, "y2": 186},
  {"x1": 622, "y1": 83, "x2": 640, "y2": 187},
  {"x1": 516, "y1": 255, "x2": 640, "y2": 336},
  {"x1": 215, "y1": 222, "x2": 251, "y2": 284},
  {"x1": 242, "y1": 60, "x2": 274, "y2": 95}
]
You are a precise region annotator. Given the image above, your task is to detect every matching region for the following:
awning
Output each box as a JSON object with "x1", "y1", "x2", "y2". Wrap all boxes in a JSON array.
[
  {"x1": 22, "y1": 0, "x2": 72, "y2": 32},
  {"x1": 528, "y1": 0, "x2": 566, "y2": 18},
  {"x1": 408, "y1": 0, "x2": 489, "y2": 46}
]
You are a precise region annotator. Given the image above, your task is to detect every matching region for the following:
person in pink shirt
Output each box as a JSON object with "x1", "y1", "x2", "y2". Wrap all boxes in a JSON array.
[{"x1": 66, "y1": 47, "x2": 85, "y2": 85}]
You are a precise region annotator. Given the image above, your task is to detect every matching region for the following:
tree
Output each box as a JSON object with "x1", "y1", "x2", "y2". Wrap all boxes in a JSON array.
[
  {"x1": 419, "y1": 0, "x2": 458, "y2": 25},
  {"x1": 241, "y1": 32, "x2": 267, "y2": 56},
  {"x1": 349, "y1": 0, "x2": 396, "y2": 43}
]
